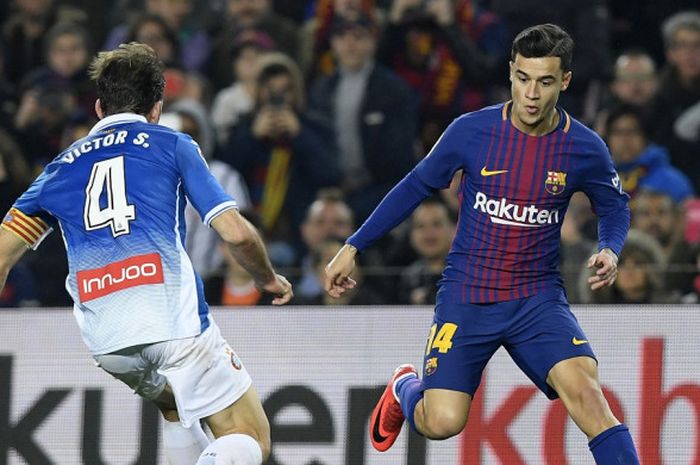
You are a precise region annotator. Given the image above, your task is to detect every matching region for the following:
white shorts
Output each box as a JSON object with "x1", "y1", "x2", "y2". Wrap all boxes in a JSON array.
[{"x1": 94, "y1": 322, "x2": 251, "y2": 427}]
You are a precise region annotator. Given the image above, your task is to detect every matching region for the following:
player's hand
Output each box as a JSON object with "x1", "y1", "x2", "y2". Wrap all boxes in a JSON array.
[
  {"x1": 587, "y1": 248, "x2": 618, "y2": 290},
  {"x1": 324, "y1": 244, "x2": 358, "y2": 298},
  {"x1": 259, "y1": 274, "x2": 294, "y2": 305}
]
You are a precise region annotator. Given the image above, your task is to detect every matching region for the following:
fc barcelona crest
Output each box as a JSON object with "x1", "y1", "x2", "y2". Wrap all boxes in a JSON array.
[
  {"x1": 425, "y1": 357, "x2": 438, "y2": 376},
  {"x1": 545, "y1": 170, "x2": 567, "y2": 195}
]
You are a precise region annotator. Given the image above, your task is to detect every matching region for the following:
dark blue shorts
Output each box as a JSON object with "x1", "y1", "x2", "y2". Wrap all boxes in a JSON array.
[{"x1": 422, "y1": 287, "x2": 596, "y2": 400}]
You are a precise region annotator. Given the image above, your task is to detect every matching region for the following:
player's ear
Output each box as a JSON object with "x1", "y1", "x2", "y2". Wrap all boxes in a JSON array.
[
  {"x1": 146, "y1": 100, "x2": 163, "y2": 124},
  {"x1": 94, "y1": 99, "x2": 104, "y2": 119},
  {"x1": 561, "y1": 71, "x2": 572, "y2": 91},
  {"x1": 509, "y1": 61, "x2": 514, "y2": 82}
]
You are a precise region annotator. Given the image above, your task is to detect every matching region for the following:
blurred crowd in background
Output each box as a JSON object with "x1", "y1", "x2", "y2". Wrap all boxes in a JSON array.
[{"x1": 1, "y1": 0, "x2": 700, "y2": 307}]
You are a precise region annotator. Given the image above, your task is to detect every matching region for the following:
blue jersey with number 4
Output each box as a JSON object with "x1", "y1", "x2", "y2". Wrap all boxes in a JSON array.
[{"x1": 7, "y1": 113, "x2": 237, "y2": 354}]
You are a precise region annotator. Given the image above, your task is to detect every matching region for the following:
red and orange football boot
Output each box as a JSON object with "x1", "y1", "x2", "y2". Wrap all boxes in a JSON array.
[{"x1": 369, "y1": 364, "x2": 419, "y2": 452}]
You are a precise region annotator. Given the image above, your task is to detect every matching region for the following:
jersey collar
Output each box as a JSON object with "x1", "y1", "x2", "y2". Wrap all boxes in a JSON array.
[{"x1": 89, "y1": 113, "x2": 148, "y2": 135}]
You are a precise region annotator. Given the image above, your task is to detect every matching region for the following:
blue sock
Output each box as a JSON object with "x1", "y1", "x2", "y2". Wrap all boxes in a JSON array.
[
  {"x1": 589, "y1": 424, "x2": 640, "y2": 464},
  {"x1": 395, "y1": 374, "x2": 423, "y2": 434}
]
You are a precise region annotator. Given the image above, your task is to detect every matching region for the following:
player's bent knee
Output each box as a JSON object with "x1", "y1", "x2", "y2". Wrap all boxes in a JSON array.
[
  {"x1": 196, "y1": 433, "x2": 266, "y2": 465},
  {"x1": 422, "y1": 408, "x2": 467, "y2": 439}
]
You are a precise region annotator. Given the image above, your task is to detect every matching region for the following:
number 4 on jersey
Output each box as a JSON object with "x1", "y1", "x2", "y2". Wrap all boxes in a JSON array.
[
  {"x1": 83, "y1": 156, "x2": 136, "y2": 237},
  {"x1": 425, "y1": 322, "x2": 458, "y2": 355}
]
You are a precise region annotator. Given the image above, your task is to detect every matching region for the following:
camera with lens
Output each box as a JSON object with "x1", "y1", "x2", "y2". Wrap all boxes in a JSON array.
[{"x1": 266, "y1": 92, "x2": 286, "y2": 108}]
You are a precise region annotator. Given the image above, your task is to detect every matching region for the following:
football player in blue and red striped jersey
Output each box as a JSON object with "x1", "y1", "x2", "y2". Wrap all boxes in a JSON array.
[{"x1": 325, "y1": 24, "x2": 640, "y2": 464}]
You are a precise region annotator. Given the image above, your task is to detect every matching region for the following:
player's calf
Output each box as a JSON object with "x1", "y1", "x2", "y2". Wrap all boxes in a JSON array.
[{"x1": 418, "y1": 404, "x2": 467, "y2": 440}]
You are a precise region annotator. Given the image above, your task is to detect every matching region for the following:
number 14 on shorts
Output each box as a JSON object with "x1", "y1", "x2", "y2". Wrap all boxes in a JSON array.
[{"x1": 425, "y1": 322, "x2": 458, "y2": 355}]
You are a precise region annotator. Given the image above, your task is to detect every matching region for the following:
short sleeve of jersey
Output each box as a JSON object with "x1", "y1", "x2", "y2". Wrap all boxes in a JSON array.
[
  {"x1": 2, "y1": 171, "x2": 55, "y2": 249},
  {"x1": 175, "y1": 134, "x2": 238, "y2": 227},
  {"x1": 581, "y1": 136, "x2": 629, "y2": 215},
  {"x1": 414, "y1": 116, "x2": 470, "y2": 189}
]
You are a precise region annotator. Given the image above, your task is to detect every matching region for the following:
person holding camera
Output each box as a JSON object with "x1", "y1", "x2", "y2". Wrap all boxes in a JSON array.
[
  {"x1": 219, "y1": 52, "x2": 341, "y2": 260},
  {"x1": 378, "y1": 0, "x2": 508, "y2": 153}
]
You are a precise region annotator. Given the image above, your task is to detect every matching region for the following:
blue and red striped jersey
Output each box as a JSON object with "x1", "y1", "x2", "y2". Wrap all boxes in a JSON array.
[{"x1": 348, "y1": 101, "x2": 629, "y2": 303}]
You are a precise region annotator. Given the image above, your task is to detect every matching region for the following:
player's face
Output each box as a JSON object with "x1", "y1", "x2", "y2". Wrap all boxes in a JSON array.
[{"x1": 509, "y1": 54, "x2": 571, "y2": 135}]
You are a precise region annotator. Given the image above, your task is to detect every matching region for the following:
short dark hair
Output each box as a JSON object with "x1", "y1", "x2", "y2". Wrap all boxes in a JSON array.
[
  {"x1": 88, "y1": 42, "x2": 165, "y2": 115},
  {"x1": 511, "y1": 24, "x2": 574, "y2": 71}
]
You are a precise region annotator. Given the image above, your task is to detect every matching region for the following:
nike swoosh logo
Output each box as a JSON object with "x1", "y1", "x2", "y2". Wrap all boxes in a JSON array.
[
  {"x1": 572, "y1": 337, "x2": 588, "y2": 345},
  {"x1": 481, "y1": 166, "x2": 509, "y2": 176},
  {"x1": 372, "y1": 402, "x2": 389, "y2": 443}
]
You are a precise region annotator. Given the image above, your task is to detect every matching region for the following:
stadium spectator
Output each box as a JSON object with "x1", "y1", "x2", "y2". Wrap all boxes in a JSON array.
[
  {"x1": 220, "y1": 53, "x2": 341, "y2": 257},
  {"x1": 21, "y1": 22, "x2": 95, "y2": 116},
  {"x1": 0, "y1": 261, "x2": 38, "y2": 307},
  {"x1": 126, "y1": 13, "x2": 181, "y2": 67},
  {"x1": 378, "y1": 0, "x2": 507, "y2": 153},
  {"x1": 0, "y1": 128, "x2": 34, "y2": 213},
  {"x1": 579, "y1": 229, "x2": 674, "y2": 304},
  {"x1": 593, "y1": 49, "x2": 659, "y2": 134},
  {"x1": 14, "y1": 82, "x2": 77, "y2": 167},
  {"x1": 160, "y1": 99, "x2": 252, "y2": 279},
  {"x1": 609, "y1": 50, "x2": 659, "y2": 106},
  {"x1": 560, "y1": 192, "x2": 596, "y2": 304},
  {"x1": 397, "y1": 197, "x2": 454, "y2": 305},
  {"x1": 674, "y1": 98, "x2": 700, "y2": 142},
  {"x1": 679, "y1": 242, "x2": 700, "y2": 303},
  {"x1": 1, "y1": 0, "x2": 87, "y2": 85},
  {"x1": 298, "y1": 0, "x2": 382, "y2": 81},
  {"x1": 59, "y1": 111, "x2": 97, "y2": 150},
  {"x1": 209, "y1": 0, "x2": 299, "y2": 90},
  {"x1": 296, "y1": 238, "x2": 385, "y2": 305},
  {"x1": 308, "y1": 11, "x2": 417, "y2": 222},
  {"x1": 211, "y1": 30, "x2": 275, "y2": 146},
  {"x1": 484, "y1": 0, "x2": 612, "y2": 119},
  {"x1": 0, "y1": 42, "x2": 19, "y2": 130},
  {"x1": 603, "y1": 103, "x2": 694, "y2": 203},
  {"x1": 629, "y1": 188, "x2": 698, "y2": 297},
  {"x1": 204, "y1": 211, "x2": 273, "y2": 306},
  {"x1": 652, "y1": 11, "x2": 700, "y2": 191},
  {"x1": 296, "y1": 189, "x2": 355, "y2": 301},
  {"x1": 104, "y1": 0, "x2": 211, "y2": 71}
]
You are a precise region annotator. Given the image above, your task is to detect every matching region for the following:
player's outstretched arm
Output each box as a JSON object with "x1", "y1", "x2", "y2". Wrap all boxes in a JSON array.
[
  {"x1": 586, "y1": 247, "x2": 618, "y2": 291},
  {"x1": 0, "y1": 228, "x2": 29, "y2": 294},
  {"x1": 324, "y1": 244, "x2": 358, "y2": 299},
  {"x1": 211, "y1": 209, "x2": 293, "y2": 305}
]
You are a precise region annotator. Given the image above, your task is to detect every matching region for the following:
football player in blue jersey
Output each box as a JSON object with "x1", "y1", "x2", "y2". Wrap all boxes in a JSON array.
[
  {"x1": 0, "y1": 43, "x2": 293, "y2": 465},
  {"x1": 325, "y1": 24, "x2": 640, "y2": 464}
]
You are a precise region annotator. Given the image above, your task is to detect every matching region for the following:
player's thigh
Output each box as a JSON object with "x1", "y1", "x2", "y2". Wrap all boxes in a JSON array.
[
  {"x1": 94, "y1": 344, "x2": 168, "y2": 401},
  {"x1": 546, "y1": 356, "x2": 610, "y2": 413},
  {"x1": 422, "y1": 299, "x2": 504, "y2": 397},
  {"x1": 203, "y1": 385, "x2": 270, "y2": 441},
  {"x1": 152, "y1": 323, "x2": 254, "y2": 428},
  {"x1": 505, "y1": 288, "x2": 596, "y2": 400}
]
